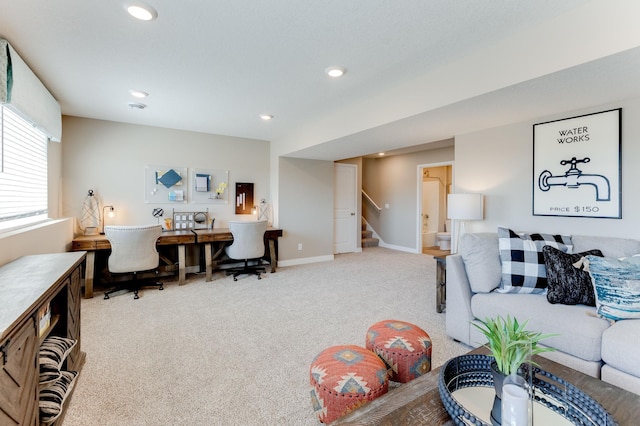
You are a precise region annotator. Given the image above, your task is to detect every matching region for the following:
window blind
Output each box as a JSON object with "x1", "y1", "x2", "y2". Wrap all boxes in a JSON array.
[{"x1": 0, "y1": 105, "x2": 48, "y2": 222}]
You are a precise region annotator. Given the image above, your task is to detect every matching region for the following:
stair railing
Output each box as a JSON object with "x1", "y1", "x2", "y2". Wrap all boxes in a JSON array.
[{"x1": 362, "y1": 189, "x2": 382, "y2": 212}]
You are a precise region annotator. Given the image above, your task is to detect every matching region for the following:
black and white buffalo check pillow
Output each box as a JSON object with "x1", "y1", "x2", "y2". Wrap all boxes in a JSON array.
[{"x1": 497, "y1": 227, "x2": 572, "y2": 294}]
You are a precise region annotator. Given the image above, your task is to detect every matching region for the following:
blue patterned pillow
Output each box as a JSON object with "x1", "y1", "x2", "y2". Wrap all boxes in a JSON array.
[
  {"x1": 585, "y1": 255, "x2": 640, "y2": 320},
  {"x1": 497, "y1": 227, "x2": 572, "y2": 294}
]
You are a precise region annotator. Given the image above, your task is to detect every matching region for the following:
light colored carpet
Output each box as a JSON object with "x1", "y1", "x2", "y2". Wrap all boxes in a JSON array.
[{"x1": 63, "y1": 247, "x2": 470, "y2": 426}]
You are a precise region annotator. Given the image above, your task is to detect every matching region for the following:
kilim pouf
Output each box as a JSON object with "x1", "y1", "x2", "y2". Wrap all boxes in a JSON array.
[
  {"x1": 309, "y1": 345, "x2": 388, "y2": 424},
  {"x1": 366, "y1": 320, "x2": 432, "y2": 383}
]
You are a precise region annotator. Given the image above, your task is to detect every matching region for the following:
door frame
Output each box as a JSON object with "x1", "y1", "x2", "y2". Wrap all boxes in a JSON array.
[
  {"x1": 416, "y1": 161, "x2": 454, "y2": 253},
  {"x1": 334, "y1": 163, "x2": 359, "y2": 254}
]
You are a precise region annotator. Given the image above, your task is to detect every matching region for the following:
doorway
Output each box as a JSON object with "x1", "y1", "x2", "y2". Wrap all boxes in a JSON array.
[
  {"x1": 418, "y1": 163, "x2": 452, "y2": 251},
  {"x1": 334, "y1": 163, "x2": 357, "y2": 254}
]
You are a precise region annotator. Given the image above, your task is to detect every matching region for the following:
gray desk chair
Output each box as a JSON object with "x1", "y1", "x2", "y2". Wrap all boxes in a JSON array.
[
  {"x1": 225, "y1": 220, "x2": 268, "y2": 281},
  {"x1": 103, "y1": 224, "x2": 164, "y2": 299}
]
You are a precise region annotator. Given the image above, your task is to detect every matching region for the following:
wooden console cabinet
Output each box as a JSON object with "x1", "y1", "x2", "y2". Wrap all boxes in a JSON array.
[{"x1": 0, "y1": 252, "x2": 86, "y2": 425}]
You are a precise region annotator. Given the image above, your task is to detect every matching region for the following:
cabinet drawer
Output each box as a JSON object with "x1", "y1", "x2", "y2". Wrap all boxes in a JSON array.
[{"x1": 0, "y1": 317, "x2": 38, "y2": 425}]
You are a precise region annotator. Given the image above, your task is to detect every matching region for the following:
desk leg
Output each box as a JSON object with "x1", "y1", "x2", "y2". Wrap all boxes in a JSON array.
[
  {"x1": 178, "y1": 244, "x2": 186, "y2": 285},
  {"x1": 84, "y1": 251, "x2": 95, "y2": 299},
  {"x1": 204, "y1": 243, "x2": 212, "y2": 282},
  {"x1": 435, "y1": 258, "x2": 446, "y2": 313},
  {"x1": 268, "y1": 239, "x2": 277, "y2": 273}
]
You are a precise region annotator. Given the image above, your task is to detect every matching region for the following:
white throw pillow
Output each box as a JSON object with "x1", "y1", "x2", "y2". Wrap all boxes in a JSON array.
[{"x1": 460, "y1": 233, "x2": 502, "y2": 293}]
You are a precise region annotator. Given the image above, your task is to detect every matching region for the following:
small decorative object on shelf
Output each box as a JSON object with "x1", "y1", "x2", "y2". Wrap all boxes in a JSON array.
[{"x1": 215, "y1": 181, "x2": 227, "y2": 199}]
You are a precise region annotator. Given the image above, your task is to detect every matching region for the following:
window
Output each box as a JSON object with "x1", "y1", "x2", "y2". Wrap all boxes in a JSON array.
[{"x1": 0, "y1": 105, "x2": 48, "y2": 229}]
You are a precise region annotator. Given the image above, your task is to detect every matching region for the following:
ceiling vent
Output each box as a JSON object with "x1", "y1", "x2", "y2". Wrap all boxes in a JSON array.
[{"x1": 128, "y1": 102, "x2": 147, "y2": 110}]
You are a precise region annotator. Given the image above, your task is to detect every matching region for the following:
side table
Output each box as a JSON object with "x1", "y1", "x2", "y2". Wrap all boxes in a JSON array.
[{"x1": 422, "y1": 247, "x2": 451, "y2": 313}]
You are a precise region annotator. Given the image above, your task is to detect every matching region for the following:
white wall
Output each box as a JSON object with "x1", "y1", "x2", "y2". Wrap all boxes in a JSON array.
[
  {"x1": 61, "y1": 116, "x2": 270, "y2": 231},
  {"x1": 455, "y1": 97, "x2": 640, "y2": 239},
  {"x1": 278, "y1": 157, "x2": 334, "y2": 263}
]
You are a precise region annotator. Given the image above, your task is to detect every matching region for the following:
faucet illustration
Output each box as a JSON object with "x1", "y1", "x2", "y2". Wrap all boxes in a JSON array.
[{"x1": 538, "y1": 157, "x2": 610, "y2": 201}]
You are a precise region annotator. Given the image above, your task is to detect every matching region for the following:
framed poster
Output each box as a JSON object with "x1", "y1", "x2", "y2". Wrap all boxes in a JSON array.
[
  {"x1": 235, "y1": 182, "x2": 254, "y2": 215},
  {"x1": 533, "y1": 108, "x2": 621, "y2": 218}
]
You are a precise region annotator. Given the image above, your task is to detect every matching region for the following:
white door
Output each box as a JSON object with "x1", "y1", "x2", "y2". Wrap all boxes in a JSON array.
[{"x1": 334, "y1": 163, "x2": 357, "y2": 254}]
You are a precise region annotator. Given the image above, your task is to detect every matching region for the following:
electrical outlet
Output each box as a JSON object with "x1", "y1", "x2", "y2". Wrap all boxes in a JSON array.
[
  {"x1": 385, "y1": 203, "x2": 390, "y2": 209},
  {"x1": 298, "y1": 243, "x2": 303, "y2": 250}
]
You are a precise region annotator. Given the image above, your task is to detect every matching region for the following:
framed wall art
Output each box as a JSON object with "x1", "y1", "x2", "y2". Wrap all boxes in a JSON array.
[
  {"x1": 532, "y1": 108, "x2": 621, "y2": 218},
  {"x1": 235, "y1": 182, "x2": 254, "y2": 215},
  {"x1": 189, "y1": 168, "x2": 229, "y2": 204},
  {"x1": 145, "y1": 165, "x2": 188, "y2": 203}
]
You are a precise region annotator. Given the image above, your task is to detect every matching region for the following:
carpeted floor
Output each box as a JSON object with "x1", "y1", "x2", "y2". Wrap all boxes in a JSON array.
[{"x1": 63, "y1": 247, "x2": 470, "y2": 425}]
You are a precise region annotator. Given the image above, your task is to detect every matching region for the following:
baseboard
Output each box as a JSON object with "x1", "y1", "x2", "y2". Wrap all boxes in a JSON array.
[
  {"x1": 377, "y1": 241, "x2": 419, "y2": 254},
  {"x1": 278, "y1": 255, "x2": 334, "y2": 267}
]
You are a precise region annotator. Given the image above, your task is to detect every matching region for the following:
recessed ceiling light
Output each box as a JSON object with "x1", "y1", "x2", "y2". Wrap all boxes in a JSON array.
[
  {"x1": 128, "y1": 102, "x2": 147, "y2": 110},
  {"x1": 127, "y1": 2, "x2": 158, "y2": 21},
  {"x1": 378, "y1": 152, "x2": 385, "y2": 156},
  {"x1": 129, "y1": 90, "x2": 149, "y2": 98},
  {"x1": 259, "y1": 114, "x2": 273, "y2": 121},
  {"x1": 325, "y1": 66, "x2": 346, "y2": 78}
]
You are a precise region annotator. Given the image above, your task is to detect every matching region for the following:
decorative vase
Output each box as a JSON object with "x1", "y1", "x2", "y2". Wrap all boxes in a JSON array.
[
  {"x1": 490, "y1": 361, "x2": 507, "y2": 425},
  {"x1": 501, "y1": 374, "x2": 531, "y2": 426}
]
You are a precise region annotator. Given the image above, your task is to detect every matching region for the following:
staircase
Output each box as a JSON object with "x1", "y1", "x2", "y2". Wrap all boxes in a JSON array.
[{"x1": 361, "y1": 221, "x2": 379, "y2": 248}]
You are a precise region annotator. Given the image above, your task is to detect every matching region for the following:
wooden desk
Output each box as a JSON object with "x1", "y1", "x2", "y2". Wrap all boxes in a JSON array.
[
  {"x1": 71, "y1": 230, "x2": 196, "y2": 298},
  {"x1": 192, "y1": 227, "x2": 283, "y2": 282},
  {"x1": 334, "y1": 347, "x2": 640, "y2": 425},
  {"x1": 71, "y1": 228, "x2": 283, "y2": 297}
]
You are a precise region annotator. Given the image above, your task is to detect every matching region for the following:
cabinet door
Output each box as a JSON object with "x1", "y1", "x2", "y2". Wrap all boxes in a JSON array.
[
  {"x1": 0, "y1": 317, "x2": 38, "y2": 425},
  {"x1": 66, "y1": 266, "x2": 82, "y2": 371}
]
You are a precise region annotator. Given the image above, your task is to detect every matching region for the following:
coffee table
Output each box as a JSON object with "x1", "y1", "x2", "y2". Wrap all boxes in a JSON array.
[{"x1": 332, "y1": 347, "x2": 640, "y2": 425}]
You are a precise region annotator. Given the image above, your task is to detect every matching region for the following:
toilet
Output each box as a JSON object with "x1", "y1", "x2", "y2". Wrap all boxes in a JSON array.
[{"x1": 437, "y1": 220, "x2": 451, "y2": 250}]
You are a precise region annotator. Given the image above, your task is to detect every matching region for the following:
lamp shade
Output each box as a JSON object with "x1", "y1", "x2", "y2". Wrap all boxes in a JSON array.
[{"x1": 448, "y1": 193, "x2": 483, "y2": 220}]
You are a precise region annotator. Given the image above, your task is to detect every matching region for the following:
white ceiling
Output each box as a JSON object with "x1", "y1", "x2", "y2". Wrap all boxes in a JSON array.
[{"x1": 1, "y1": 1, "x2": 639, "y2": 160}]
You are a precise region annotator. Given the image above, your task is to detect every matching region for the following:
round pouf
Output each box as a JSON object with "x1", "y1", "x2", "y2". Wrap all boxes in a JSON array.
[
  {"x1": 366, "y1": 320, "x2": 432, "y2": 383},
  {"x1": 309, "y1": 345, "x2": 389, "y2": 424}
]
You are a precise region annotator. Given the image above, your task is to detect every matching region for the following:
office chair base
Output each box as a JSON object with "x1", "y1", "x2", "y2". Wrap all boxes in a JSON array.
[
  {"x1": 104, "y1": 280, "x2": 163, "y2": 300},
  {"x1": 225, "y1": 259, "x2": 266, "y2": 281}
]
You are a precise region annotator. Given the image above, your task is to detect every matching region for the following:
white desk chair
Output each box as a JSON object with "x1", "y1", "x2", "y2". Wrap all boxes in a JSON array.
[
  {"x1": 103, "y1": 224, "x2": 163, "y2": 299},
  {"x1": 225, "y1": 220, "x2": 268, "y2": 280}
]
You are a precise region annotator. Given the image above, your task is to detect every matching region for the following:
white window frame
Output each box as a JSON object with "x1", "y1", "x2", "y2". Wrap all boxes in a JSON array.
[{"x1": 0, "y1": 105, "x2": 49, "y2": 232}]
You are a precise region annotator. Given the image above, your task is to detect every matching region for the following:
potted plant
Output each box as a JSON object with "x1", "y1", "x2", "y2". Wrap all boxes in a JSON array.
[{"x1": 473, "y1": 315, "x2": 556, "y2": 425}]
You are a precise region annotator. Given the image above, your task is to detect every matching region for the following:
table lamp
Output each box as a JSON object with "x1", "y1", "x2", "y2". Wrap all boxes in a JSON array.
[
  {"x1": 100, "y1": 205, "x2": 115, "y2": 234},
  {"x1": 447, "y1": 193, "x2": 483, "y2": 253}
]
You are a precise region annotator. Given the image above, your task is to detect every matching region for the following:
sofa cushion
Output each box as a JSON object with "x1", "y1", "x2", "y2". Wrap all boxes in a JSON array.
[
  {"x1": 601, "y1": 320, "x2": 640, "y2": 377},
  {"x1": 572, "y1": 235, "x2": 640, "y2": 258},
  {"x1": 471, "y1": 293, "x2": 609, "y2": 361},
  {"x1": 497, "y1": 227, "x2": 572, "y2": 294},
  {"x1": 543, "y1": 246, "x2": 603, "y2": 306},
  {"x1": 585, "y1": 255, "x2": 640, "y2": 320},
  {"x1": 459, "y1": 233, "x2": 501, "y2": 293}
]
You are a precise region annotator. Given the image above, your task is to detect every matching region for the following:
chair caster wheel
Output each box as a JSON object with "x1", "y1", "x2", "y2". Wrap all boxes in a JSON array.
[
  {"x1": 233, "y1": 277, "x2": 238, "y2": 281},
  {"x1": 159, "y1": 286, "x2": 164, "y2": 290},
  {"x1": 104, "y1": 294, "x2": 109, "y2": 300},
  {"x1": 258, "y1": 276, "x2": 261, "y2": 280},
  {"x1": 134, "y1": 291, "x2": 139, "y2": 300}
]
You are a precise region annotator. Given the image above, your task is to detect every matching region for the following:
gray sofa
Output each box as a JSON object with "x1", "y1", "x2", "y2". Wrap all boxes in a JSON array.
[{"x1": 446, "y1": 232, "x2": 640, "y2": 395}]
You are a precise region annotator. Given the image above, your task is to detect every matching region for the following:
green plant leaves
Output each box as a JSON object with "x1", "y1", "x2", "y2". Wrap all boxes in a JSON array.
[{"x1": 472, "y1": 315, "x2": 557, "y2": 375}]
